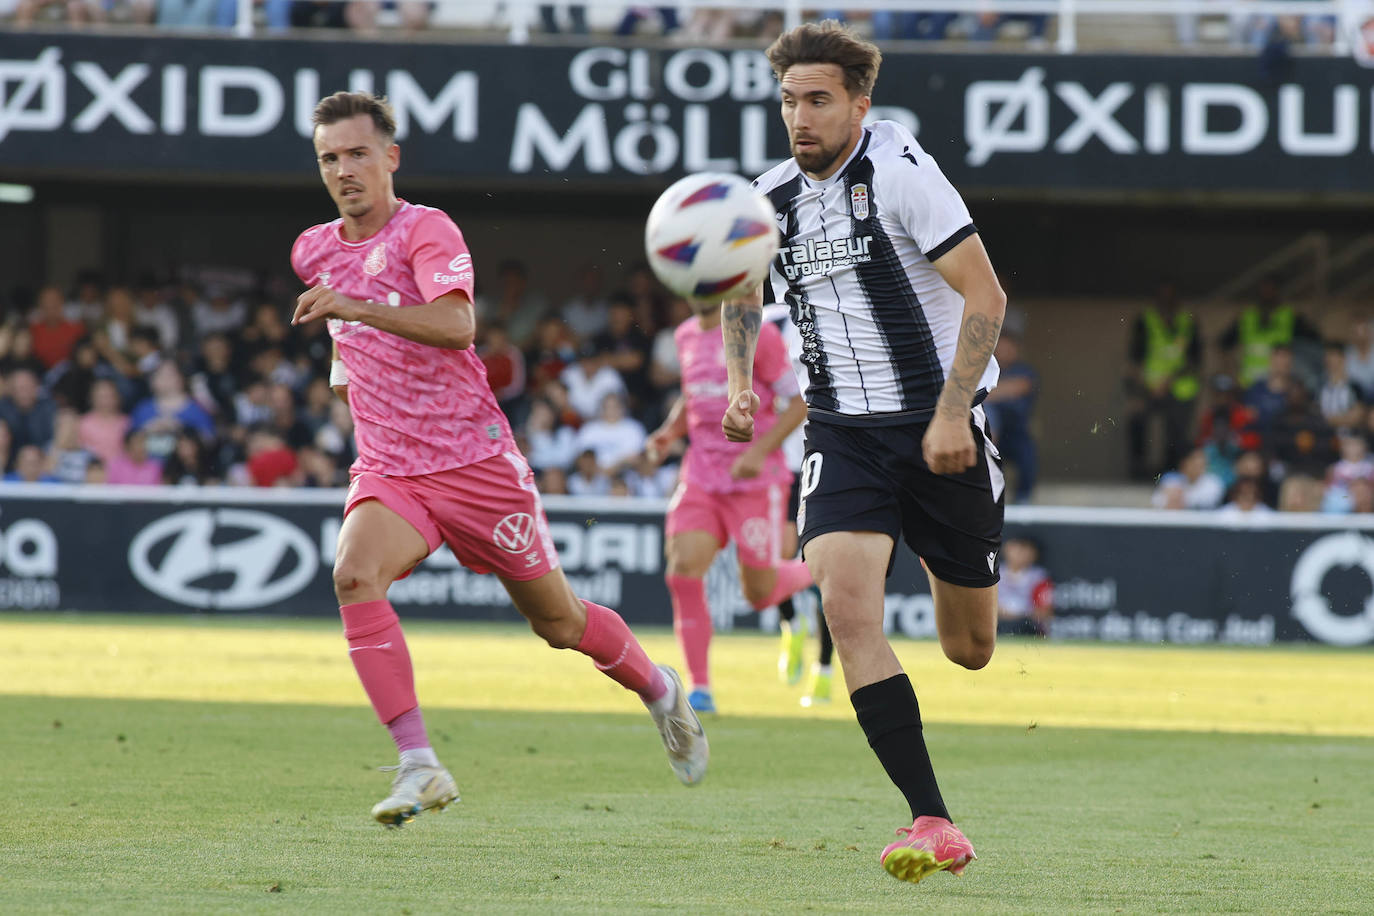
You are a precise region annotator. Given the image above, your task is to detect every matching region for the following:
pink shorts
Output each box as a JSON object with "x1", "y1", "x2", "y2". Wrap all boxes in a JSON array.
[
  {"x1": 345, "y1": 451, "x2": 559, "y2": 582},
  {"x1": 665, "y1": 481, "x2": 787, "y2": 569}
]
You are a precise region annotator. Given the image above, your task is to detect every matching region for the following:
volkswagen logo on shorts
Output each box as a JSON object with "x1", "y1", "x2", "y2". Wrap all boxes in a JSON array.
[
  {"x1": 493, "y1": 512, "x2": 536, "y2": 554},
  {"x1": 129, "y1": 508, "x2": 318, "y2": 610}
]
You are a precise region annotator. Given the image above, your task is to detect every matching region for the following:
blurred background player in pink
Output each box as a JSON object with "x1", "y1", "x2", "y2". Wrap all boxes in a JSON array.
[
  {"x1": 645, "y1": 294, "x2": 812, "y2": 713},
  {"x1": 996, "y1": 535, "x2": 1053, "y2": 637},
  {"x1": 290, "y1": 91, "x2": 707, "y2": 827}
]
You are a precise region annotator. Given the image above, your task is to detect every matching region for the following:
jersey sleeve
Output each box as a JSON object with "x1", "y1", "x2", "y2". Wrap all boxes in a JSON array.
[
  {"x1": 409, "y1": 209, "x2": 476, "y2": 304},
  {"x1": 290, "y1": 227, "x2": 321, "y2": 286},
  {"x1": 887, "y1": 146, "x2": 976, "y2": 262}
]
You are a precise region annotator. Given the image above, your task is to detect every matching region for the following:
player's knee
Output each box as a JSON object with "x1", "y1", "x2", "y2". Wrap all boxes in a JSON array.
[
  {"x1": 529, "y1": 614, "x2": 581, "y2": 650},
  {"x1": 741, "y1": 578, "x2": 772, "y2": 608},
  {"x1": 332, "y1": 559, "x2": 386, "y2": 604},
  {"x1": 944, "y1": 637, "x2": 995, "y2": 671}
]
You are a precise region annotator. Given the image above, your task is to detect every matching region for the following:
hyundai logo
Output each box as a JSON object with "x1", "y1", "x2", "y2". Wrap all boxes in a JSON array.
[{"x1": 128, "y1": 508, "x2": 318, "y2": 610}]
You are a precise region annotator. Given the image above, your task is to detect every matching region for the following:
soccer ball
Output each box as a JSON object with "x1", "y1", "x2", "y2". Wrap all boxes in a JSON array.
[{"x1": 644, "y1": 172, "x2": 781, "y2": 301}]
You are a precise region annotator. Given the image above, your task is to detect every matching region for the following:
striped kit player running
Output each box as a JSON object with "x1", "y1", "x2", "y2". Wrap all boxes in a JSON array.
[{"x1": 721, "y1": 22, "x2": 1007, "y2": 885}]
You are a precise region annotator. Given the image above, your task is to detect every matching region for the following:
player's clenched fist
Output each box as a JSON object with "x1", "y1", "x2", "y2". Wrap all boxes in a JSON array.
[
  {"x1": 722, "y1": 390, "x2": 760, "y2": 442},
  {"x1": 293, "y1": 285, "x2": 366, "y2": 326},
  {"x1": 922, "y1": 414, "x2": 978, "y2": 476}
]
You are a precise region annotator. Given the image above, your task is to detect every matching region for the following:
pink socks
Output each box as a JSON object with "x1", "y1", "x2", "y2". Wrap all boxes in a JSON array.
[
  {"x1": 750, "y1": 558, "x2": 813, "y2": 611},
  {"x1": 575, "y1": 599, "x2": 668, "y2": 703},
  {"x1": 385, "y1": 706, "x2": 430, "y2": 753},
  {"x1": 667, "y1": 574, "x2": 712, "y2": 689},
  {"x1": 340, "y1": 599, "x2": 422, "y2": 729}
]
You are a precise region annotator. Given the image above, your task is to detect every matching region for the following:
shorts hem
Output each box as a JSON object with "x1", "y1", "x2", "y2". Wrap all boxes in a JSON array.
[{"x1": 923, "y1": 563, "x2": 1000, "y2": 590}]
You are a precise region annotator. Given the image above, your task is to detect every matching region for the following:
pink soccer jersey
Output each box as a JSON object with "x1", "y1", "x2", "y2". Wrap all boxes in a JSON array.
[
  {"x1": 291, "y1": 201, "x2": 515, "y2": 477},
  {"x1": 677, "y1": 317, "x2": 797, "y2": 495}
]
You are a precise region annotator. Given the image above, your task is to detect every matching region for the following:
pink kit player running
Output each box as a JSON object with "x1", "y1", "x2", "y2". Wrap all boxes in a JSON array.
[
  {"x1": 646, "y1": 298, "x2": 813, "y2": 713},
  {"x1": 291, "y1": 91, "x2": 707, "y2": 827}
]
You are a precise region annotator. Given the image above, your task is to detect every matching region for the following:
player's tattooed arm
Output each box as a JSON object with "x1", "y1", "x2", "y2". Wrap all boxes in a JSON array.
[
  {"x1": 936, "y1": 311, "x2": 1002, "y2": 421},
  {"x1": 931, "y1": 234, "x2": 1008, "y2": 421},
  {"x1": 721, "y1": 284, "x2": 765, "y2": 442}
]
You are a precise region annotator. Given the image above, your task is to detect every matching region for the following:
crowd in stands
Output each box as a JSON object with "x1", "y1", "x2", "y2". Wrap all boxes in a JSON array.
[
  {"x1": 1132, "y1": 280, "x2": 1374, "y2": 517},
  {"x1": 0, "y1": 262, "x2": 698, "y2": 498},
  {"x1": 2, "y1": 0, "x2": 1344, "y2": 53}
]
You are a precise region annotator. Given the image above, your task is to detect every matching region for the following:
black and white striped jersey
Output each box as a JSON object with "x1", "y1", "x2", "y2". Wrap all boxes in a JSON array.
[{"x1": 752, "y1": 120, "x2": 999, "y2": 425}]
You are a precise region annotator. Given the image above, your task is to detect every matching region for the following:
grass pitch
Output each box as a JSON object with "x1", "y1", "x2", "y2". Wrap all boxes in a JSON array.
[{"x1": 3, "y1": 614, "x2": 1372, "y2": 914}]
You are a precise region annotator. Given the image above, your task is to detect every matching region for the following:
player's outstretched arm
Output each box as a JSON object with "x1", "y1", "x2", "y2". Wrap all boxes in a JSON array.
[
  {"x1": 721, "y1": 285, "x2": 764, "y2": 442},
  {"x1": 926, "y1": 234, "x2": 1007, "y2": 475},
  {"x1": 647, "y1": 395, "x2": 688, "y2": 464},
  {"x1": 293, "y1": 288, "x2": 475, "y2": 350}
]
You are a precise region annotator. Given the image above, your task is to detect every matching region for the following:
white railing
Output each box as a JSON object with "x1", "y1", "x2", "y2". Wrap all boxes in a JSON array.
[{"x1": 232, "y1": 0, "x2": 1374, "y2": 57}]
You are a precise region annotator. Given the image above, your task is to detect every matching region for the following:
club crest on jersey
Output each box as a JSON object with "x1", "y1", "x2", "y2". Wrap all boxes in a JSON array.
[
  {"x1": 850, "y1": 184, "x2": 870, "y2": 221},
  {"x1": 364, "y1": 242, "x2": 387, "y2": 276}
]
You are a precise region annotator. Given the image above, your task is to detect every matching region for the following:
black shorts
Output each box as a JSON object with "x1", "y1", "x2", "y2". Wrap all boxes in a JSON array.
[
  {"x1": 787, "y1": 473, "x2": 803, "y2": 522},
  {"x1": 797, "y1": 413, "x2": 1005, "y2": 588}
]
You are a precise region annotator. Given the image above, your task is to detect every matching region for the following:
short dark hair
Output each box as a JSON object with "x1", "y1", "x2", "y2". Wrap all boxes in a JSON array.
[
  {"x1": 311, "y1": 92, "x2": 397, "y2": 143},
  {"x1": 766, "y1": 20, "x2": 882, "y2": 98}
]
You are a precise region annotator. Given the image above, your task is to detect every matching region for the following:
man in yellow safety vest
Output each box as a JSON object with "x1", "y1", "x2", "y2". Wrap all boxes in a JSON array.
[{"x1": 1125, "y1": 282, "x2": 1201, "y2": 480}]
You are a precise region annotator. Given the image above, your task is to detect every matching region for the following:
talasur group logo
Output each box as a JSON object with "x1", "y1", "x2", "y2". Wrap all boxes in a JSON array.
[{"x1": 128, "y1": 508, "x2": 318, "y2": 610}]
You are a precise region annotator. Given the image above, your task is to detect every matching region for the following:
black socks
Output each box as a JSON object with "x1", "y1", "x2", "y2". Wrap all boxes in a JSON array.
[{"x1": 851, "y1": 674, "x2": 951, "y2": 823}]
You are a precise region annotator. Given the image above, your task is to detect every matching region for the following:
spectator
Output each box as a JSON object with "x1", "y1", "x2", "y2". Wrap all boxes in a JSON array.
[
  {"x1": 98, "y1": 286, "x2": 139, "y2": 358},
  {"x1": 84, "y1": 459, "x2": 107, "y2": 485},
  {"x1": 107, "y1": 429, "x2": 163, "y2": 486},
  {"x1": 622, "y1": 262, "x2": 667, "y2": 340},
  {"x1": 1124, "y1": 282, "x2": 1201, "y2": 479},
  {"x1": 0, "y1": 326, "x2": 46, "y2": 377},
  {"x1": 609, "y1": 475, "x2": 632, "y2": 498},
  {"x1": 242, "y1": 428, "x2": 299, "y2": 487},
  {"x1": 11, "y1": 0, "x2": 104, "y2": 26},
  {"x1": 567, "y1": 448, "x2": 611, "y2": 496},
  {"x1": 1345, "y1": 313, "x2": 1374, "y2": 398},
  {"x1": 234, "y1": 376, "x2": 274, "y2": 429},
  {"x1": 313, "y1": 396, "x2": 356, "y2": 469},
  {"x1": 266, "y1": 382, "x2": 312, "y2": 449},
  {"x1": 1217, "y1": 276, "x2": 1322, "y2": 390},
  {"x1": 540, "y1": 3, "x2": 587, "y2": 33},
  {"x1": 162, "y1": 431, "x2": 217, "y2": 486},
  {"x1": 1153, "y1": 448, "x2": 1226, "y2": 509},
  {"x1": 296, "y1": 444, "x2": 341, "y2": 488},
  {"x1": 79, "y1": 378, "x2": 131, "y2": 465},
  {"x1": 1279, "y1": 475, "x2": 1325, "y2": 512},
  {"x1": 996, "y1": 535, "x2": 1053, "y2": 637},
  {"x1": 1232, "y1": 449, "x2": 1278, "y2": 505},
  {"x1": 0, "y1": 368, "x2": 56, "y2": 450},
  {"x1": 622, "y1": 452, "x2": 677, "y2": 499},
  {"x1": 616, "y1": 5, "x2": 679, "y2": 35},
  {"x1": 344, "y1": 0, "x2": 430, "y2": 31},
  {"x1": 64, "y1": 274, "x2": 105, "y2": 326},
  {"x1": 240, "y1": 302, "x2": 294, "y2": 361},
  {"x1": 130, "y1": 362, "x2": 216, "y2": 461},
  {"x1": 1318, "y1": 341, "x2": 1366, "y2": 430},
  {"x1": 972, "y1": 11, "x2": 1050, "y2": 47},
  {"x1": 45, "y1": 408, "x2": 93, "y2": 483},
  {"x1": 192, "y1": 286, "x2": 248, "y2": 340},
  {"x1": 1217, "y1": 476, "x2": 1275, "y2": 517},
  {"x1": 540, "y1": 466, "x2": 569, "y2": 495},
  {"x1": 248, "y1": 343, "x2": 300, "y2": 391},
  {"x1": 0, "y1": 418, "x2": 10, "y2": 475},
  {"x1": 983, "y1": 332, "x2": 1039, "y2": 502},
  {"x1": 134, "y1": 279, "x2": 181, "y2": 352},
  {"x1": 560, "y1": 342, "x2": 627, "y2": 421},
  {"x1": 299, "y1": 376, "x2": 336, "y2": 438},
  {"x1": 156, "y1": 0, "x2": 221, "y2": 26},
  {"x1": 479, "y1": 322, "x2": 528, "y2": 416},
  {"x1": 29, "y1": 286, "x2": 85, "y2": 371},
  {"x1": 47, "y1": 338, "x2": 105, "y2": 413},
  {"x1": 650, "y1": 296, "x2": 692, "y2": 392},
  {"x1": 1243, "y1": 344, "x2": 1299, "y2": 433},
  {"x1": 594, "y1": 295, "x2": 653, "y2": 413},
  {"x1": 560, "y1": 263, "x2": 610, "y2": 342},
  {"x1": 292, "y1": 311, "x2": 333, "y2": 380},
  {"x1": 871, "y1": 9, "x2": 955, "y2": 40},
  {"x1": 574, "y1": 392, "x2": 646, "y2": 475},
  {"x1": 1322, "y1": 430, "x2": 1374, "y2": 512},
  {"x1": 477, "y1": 260, "x2": 546, "y2": 349},
  {"x1": 3, "y1": 444, "x2": 58, "y2": 483},
  {"x1": 190, "y1": 333, "x2": 241, "y2": 422},
  {"x1": 128, "y1": 327, "x2": 164, "y2": 379},
  {"x1": 1269, "y1": 386, "x2": 1338, "y2": 479},
  {"x1": 524, "y1": 398, "x2": 579, "y2": 472},
  {"x1": 1348, "y1": 478, "x2": 1374, "y2": 514},
  {"x1": 524, "y1": 315, "x2": 577, "y2": 393}
]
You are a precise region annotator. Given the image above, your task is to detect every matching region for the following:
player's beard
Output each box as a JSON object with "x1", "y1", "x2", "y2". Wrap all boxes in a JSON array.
[{"x1": 791, "y1": 135, "x2": 844, "y2": 175}]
